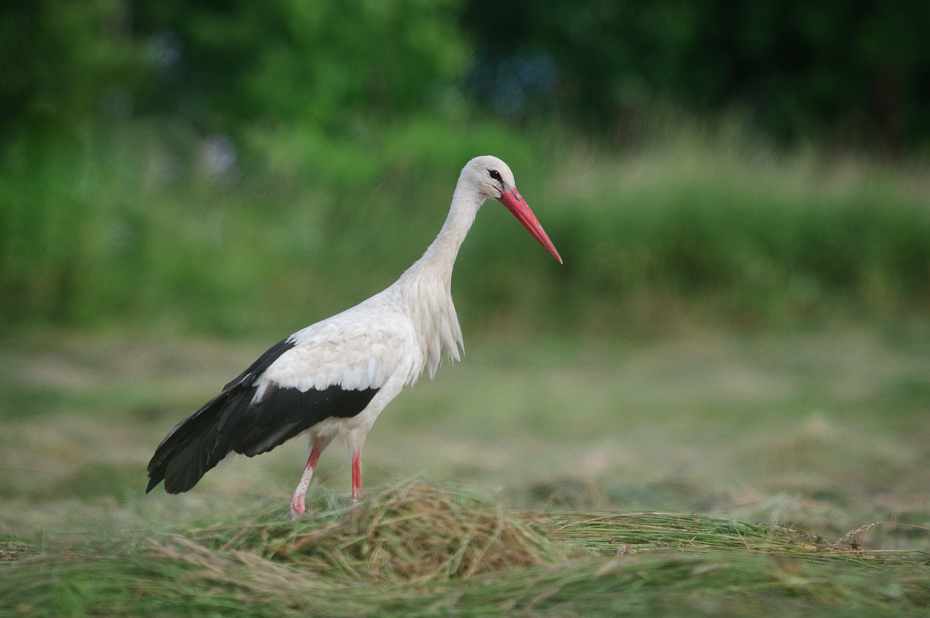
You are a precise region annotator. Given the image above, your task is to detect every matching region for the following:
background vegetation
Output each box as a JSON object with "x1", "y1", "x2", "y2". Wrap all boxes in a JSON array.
[
  {"x1": 465, "y1": 0, "x2": 930, "y2": 149},
  {"x1": 2, "y1": 1, "x2": 930, "y2": 616},
  {"x1": 3, "y1": 0, "x2": 930, "y2": 337}
]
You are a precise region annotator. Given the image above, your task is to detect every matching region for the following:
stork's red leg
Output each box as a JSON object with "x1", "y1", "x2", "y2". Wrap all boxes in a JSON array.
[
  {"x1": 290, "y1": 441, "x2": 326, "y2": 518},
  {"x1": 351, "y1": 452, "x2": 362, "y2": 502}
]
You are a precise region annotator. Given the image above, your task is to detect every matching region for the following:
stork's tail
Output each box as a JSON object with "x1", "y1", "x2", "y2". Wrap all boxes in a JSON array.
[
  {"x1": 145, "y1": 388, "x2": 251, "y2": 494},
  {"x1": 147, "y1": 349, "x2": 381, "y2": 494}
]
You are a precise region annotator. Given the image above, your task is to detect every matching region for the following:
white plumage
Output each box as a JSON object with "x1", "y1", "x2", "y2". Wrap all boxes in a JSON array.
[{"x1": 146, "y1": 155, "x2": 561, "y2": 516}]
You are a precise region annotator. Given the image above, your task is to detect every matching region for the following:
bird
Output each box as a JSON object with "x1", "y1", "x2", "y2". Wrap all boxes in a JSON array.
[{"x1": 145, "y1": 155, "x2": 562, "y2": 516}]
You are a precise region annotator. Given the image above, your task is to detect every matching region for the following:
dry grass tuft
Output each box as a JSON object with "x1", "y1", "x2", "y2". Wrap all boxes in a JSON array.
[
  {"x1": 0, "y1": 541, "x2": 37, "y2": 562},
  {"x1": 187, "y1": 479, "x2": 558, "y2": 583}
]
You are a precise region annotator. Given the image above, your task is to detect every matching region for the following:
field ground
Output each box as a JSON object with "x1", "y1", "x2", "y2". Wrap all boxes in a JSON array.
[{"x1": 2, "y1": 324, "x2": 930, "y2": 615}]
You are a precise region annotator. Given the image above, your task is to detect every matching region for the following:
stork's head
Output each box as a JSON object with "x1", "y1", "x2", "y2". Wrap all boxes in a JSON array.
[{"x1": 463, "y1": 155, "x2": 563, "y2": 264}]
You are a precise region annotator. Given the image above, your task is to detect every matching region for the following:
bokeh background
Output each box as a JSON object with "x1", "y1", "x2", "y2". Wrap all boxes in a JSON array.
[{"x1": 3, "y1": 0, "x2": 930, "y2": 547}]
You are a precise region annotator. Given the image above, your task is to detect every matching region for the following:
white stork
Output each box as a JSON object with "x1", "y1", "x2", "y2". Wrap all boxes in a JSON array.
[{"x1": 146, "y1": 156, "x2": 562, "y2": 516}]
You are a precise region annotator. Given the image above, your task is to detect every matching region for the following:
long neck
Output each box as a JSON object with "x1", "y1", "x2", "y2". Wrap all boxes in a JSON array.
[
  {"x1": 389, "y1": 181, "x2": 482, "y2": 379},
  {"x1": 407, "y1": 183, "x2": 484, "y2": 282}
]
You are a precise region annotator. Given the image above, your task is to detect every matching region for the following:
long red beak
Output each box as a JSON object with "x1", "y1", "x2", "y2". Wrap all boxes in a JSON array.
[{"x1": 497, "y1": 188, "x2": 563, "y2": 264}]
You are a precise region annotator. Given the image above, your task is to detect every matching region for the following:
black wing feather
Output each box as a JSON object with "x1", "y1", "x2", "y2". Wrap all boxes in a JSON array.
[
  {"x1": 234, "y1": 383, "x2": 378, "y2": 456},
  {"x1": 224, "y1": 337, "x2": 296, "y2": 390},
  {"x1": 145, "y1": 337, "x2": 379, "y2": 494}
]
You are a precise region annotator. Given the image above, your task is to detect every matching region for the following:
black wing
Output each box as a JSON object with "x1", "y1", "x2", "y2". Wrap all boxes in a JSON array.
[{"x1": 145, "y1": 338, "x2": 378, "y2": 494}]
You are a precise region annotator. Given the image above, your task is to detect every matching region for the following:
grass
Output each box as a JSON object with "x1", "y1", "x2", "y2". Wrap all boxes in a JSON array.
[
  {"x1": 2, "y1": 481, "x2": 928, "y2": 617},
  {"x1": 1, "y1": 327, "x2": 930, "y2": 615}
]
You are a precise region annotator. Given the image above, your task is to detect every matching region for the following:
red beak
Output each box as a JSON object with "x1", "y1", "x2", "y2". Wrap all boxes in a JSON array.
[{"x1": 497, "y1": 188, "x2": 563, "y2": 264}]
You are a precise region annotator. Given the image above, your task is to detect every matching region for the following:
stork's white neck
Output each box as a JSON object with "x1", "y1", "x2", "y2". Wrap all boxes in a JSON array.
[
  {"x1": 390, "y1": 180, "x2": 483, "y2": 379},
  {"x1": 416, "y1": 185, "x2": 484, "y2": 276}
]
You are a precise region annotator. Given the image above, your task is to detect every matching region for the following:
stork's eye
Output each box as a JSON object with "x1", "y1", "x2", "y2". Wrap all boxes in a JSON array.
[{"x1": 488, "y1": 169, "x2": 503, "y2": 183}]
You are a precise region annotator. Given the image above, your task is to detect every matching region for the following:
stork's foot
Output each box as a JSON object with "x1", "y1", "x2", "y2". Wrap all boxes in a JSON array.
[{"x1": 290, "y1": 494, "x2": 306, "y2": 519}]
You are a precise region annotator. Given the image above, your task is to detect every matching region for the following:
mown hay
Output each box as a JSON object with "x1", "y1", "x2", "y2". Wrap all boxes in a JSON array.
[
  {"x1": 3, "y1": 482, "x2": 930, "y2": 617},
  {"x1": 0, "y1": 541, "x2": 36, "y2": 562},
  {"x1": 548, "y1": 512, "x2": 928, "y2": 564},
  {"x1": 188, "y1": 479, "x2": 557, "y2": 583}
]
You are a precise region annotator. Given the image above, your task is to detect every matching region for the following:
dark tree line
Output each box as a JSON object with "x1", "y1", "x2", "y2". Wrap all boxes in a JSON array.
[
  {"x1": 3, "y1": 0, "x2": 930, "y2": 149},
  {"x1": 463, "y1": 0, "x2": 930, "y2": 149}
]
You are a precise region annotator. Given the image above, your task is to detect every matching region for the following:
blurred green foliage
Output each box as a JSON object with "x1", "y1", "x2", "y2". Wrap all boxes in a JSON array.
[
  {"x1": 132, "y1": 0, "x2": 464, "y2": 130},
  {"x1": 0, "y1": 0, "x2": 142, "y2": 138},
  {"x1": 1, "y1": 0, "x2": 464, "y2": 139},
  {"x1": 464, "y1": 0, "x2": 930, "y2": 148},
  {"x1": 2, "y1": 1, "x2": 930, "y2": 337},
  {"x1": 5, "y1": 1, "x2": 930, "y2": 146},
  {"x1": 3, "y1": 119, "x2": 929, "y2": 337}
]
